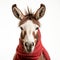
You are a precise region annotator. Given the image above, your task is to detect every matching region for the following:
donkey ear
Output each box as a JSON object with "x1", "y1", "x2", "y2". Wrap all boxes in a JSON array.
[
  {"x1": 35, "y1": 4, "x2": 46, "y2": 20},
  {"x1": 12, "y1": 4, "x2": 24, "y2": 20}
]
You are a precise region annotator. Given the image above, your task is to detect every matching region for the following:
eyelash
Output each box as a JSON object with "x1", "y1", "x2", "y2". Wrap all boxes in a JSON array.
[
  {"x1": 20, "y1": 27, "x2": 23, "y2": 30},
  {"x1": 36, "y1": 27, "x2": 39, "y2": 30}
]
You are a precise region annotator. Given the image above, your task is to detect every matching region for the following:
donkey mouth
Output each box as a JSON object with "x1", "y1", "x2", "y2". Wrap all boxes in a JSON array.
[
  {"x1": 26, "y1": 47, "x2": 32, "y2": 53},
  {"x1": 25, "y1": 46, "x2": 34, "y2": 53},
  {"x1": 26, "y1": 48, "x2": 33, "y2": 53}
]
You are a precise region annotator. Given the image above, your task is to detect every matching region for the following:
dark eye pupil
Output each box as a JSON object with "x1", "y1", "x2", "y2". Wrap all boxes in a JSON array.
[
  {"x1": 20, "y1": 27, "x2": 23, "y2": 30},
  {"x1": 36, "y1": 27, "x2": 39, "y2": 30}
]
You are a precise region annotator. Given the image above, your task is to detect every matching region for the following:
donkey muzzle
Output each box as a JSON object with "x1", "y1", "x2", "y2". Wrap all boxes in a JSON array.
[{"x1": 25, "y1": 42, "x2": 34, "y2": 53}]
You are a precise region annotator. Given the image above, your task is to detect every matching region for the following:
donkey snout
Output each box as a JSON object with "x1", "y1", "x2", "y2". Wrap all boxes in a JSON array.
[
  {"x1": 25, "y1": 42, "x2": 34, "y2": 52},
  {"x1": 25, "y1": 42, "x2": 34, "y2": 47}
]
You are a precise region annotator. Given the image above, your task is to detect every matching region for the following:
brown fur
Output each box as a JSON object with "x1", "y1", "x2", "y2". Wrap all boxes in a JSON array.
[
  {"x1": 21, "y1": 30, "x2": 26, "y2": 39},
  {"x1": 38, "y1": 53, "x2": 45, "y2": 60},
  {"x1": 19, "y1": 13, "x2": 40, "y2": 26}
]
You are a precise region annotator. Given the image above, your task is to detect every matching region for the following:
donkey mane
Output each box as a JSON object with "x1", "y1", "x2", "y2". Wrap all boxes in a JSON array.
[
  {"x1": 24, "y1": 7, "x2": 36, "y2": 20},
  {"x1": 25, "y1": 13, "x2": 36, "y2": 20}
]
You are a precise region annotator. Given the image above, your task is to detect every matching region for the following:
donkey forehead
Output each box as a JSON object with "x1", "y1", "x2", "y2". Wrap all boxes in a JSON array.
[{"x1": 20, "y1": 20, "x2": 39, "y2": 30}]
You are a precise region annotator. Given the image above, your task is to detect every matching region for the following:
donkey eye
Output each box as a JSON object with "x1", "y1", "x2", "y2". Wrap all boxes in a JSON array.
[
  {"x1": 20, "y1": 27, "x2": 23, "y2": 30},
  {"x1": 36, "y1": 27, "x2": 39, "y2": 30}
]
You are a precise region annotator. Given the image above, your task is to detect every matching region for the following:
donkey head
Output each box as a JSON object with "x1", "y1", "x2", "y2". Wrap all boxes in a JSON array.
[{"x1": 12, "y1": 4, "x2": 46, "y2": 53}]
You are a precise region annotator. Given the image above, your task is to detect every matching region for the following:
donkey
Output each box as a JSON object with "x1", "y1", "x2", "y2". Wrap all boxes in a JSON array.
[{"x1": 12, "y1": 4, "x2": 50, "y2": 60}]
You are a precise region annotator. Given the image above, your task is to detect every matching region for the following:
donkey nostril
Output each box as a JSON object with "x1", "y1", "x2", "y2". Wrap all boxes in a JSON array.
[
  {"x1": 31, "y1": 42, "x2": 34, "y2": 46},
  {"x1": 25, "y1": 42, "x2": 34, "y2": 47},
  {"x1": 25, "y1": 42, "x2": 28, "y2": 47}
]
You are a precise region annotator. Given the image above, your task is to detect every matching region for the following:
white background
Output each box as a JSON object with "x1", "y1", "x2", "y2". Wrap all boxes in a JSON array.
[{"x1": 0, "y1": 0, "x2": 60, "y2": 60}]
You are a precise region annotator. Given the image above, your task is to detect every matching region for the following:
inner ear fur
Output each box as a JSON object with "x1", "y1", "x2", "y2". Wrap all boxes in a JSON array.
[{"x1": 35, "y1": 4, "x2": 46, "y2": 20}]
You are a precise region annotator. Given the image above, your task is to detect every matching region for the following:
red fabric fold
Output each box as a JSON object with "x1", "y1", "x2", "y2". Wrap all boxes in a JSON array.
[{"x1": 13, "y1": 29, "x2": 50, "y2": 60}]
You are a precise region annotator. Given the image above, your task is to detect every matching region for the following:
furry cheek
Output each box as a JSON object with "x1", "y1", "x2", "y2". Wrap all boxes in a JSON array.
[
  {"x1": 33, "y1": 31, "x2": 38, "y2": 43},
  {"x1": 21, "y1": 30, "x2": 26, "y2": 39}
]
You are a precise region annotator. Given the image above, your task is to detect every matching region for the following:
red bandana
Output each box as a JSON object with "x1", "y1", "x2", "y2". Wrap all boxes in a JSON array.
[{"x1": 13, "y1": 30, "x2": 50, "y2": 60}]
